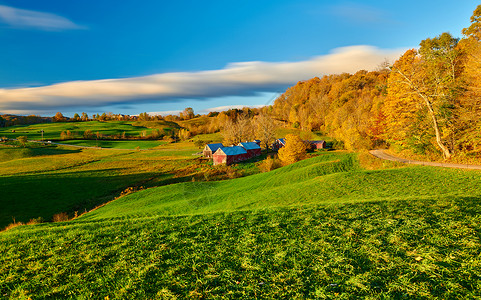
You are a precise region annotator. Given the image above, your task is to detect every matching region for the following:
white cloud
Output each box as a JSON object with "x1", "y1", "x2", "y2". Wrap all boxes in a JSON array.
[
  {"x1": 0, "y1": 5, "x2": 85, "y2": 31},
  {"x1": 0, "y1": 45, "x2": 405, "y2": 113},
  {"x1": 200, "y1": 105, "x2": 266, "y2": 114},
  {"x1": 147, "y1": 110, "x2": 182, "y2": 116}
]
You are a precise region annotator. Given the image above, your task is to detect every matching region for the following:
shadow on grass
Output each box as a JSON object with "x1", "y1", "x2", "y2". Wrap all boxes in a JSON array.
[
  {"x1": 0, "y1": 146, "x2": 82, "y2": 162},
  {"x1": 0, "y1": 166, "x2": 212, "y2": 230}
]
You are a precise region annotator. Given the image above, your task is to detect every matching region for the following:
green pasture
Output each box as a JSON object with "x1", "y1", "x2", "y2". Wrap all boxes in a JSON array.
[
  {"x1": 189, "y1": 132, "x2": 223, "y2": 145},
  {"x1": 0, "y1": 152, "x2": 481, "y2": 299},
  {"x1": 58, "y1": 139, "x2": 166, "y2": 149},
  {"x1": 0, "y1": 143, "x2": 200, "y2": 229},
  {"x1": 83, "y1": 153, "x2": 481, "y2": 221},
  {"x1": 0, "y1": 120, "x2": 178, "y2": 141},
  {"x1": 1, "y1": 152, "x2": 481, "y2": 298}
]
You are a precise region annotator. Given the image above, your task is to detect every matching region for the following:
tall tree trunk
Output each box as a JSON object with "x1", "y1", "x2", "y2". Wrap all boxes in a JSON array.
[
  {"x1": 420, "y1": 94, "x2": 452, "y2": 159},
  {"x1": 395, "y1": 68, "x2": 452, "y2": 159}
]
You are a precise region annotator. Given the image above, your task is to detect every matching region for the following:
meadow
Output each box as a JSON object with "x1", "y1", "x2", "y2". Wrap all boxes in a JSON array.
[
  {"x1": 0, "y1": 120, "x2": 179, "y2": 141},
  {"x1": 0, "y1": 137, "x2": 263, "y2": 229},
  {"x1": 0, "y1": 141, "x2": 201, "y2": 229},
  {"x1": 1, "y1": 151, "x2": 481, "y2": 298},
  {"x1": 57, "y1": 139, "x2": 167, "y2": 149}
]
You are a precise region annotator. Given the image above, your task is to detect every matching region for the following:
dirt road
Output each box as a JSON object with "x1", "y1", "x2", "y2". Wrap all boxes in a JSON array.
[{"x1": 369, "y1": 149, "x2": 481, "y2": 170}]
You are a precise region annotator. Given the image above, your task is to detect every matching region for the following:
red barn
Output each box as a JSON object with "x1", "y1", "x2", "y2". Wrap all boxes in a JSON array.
[
  {"x1": 203, "y1": 143, "x2": 224, "y2": 158},
  {"x1": 212, "y1": 146, "x2": 248, "y2": 166},
  {"x1": 310, "y1": 140, "x2": 326, "y2": 149},
  {"x1": 272, "y1": 138, "x2": 286, "y2": 151},
  {"x1": 238, "y1": 142, "x2": 262, "y2": 158}
]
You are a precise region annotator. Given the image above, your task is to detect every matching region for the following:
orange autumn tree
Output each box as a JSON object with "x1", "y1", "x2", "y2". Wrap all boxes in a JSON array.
[
  {"x1": 278, "y1": 134, "x2": 308, "y2": 165},
  {"x1": 458, "y1": 5, "x2": 481, "y2": 154}
]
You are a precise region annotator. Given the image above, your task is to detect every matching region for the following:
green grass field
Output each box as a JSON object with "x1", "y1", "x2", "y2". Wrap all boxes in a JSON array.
[
  {"x1": 0, "y1": 120, "x2": 179, "y2": 141},
  {"x1": 1, "y1": 151, "x2": 481, "y2": 298},
  {"x1": 0, "y1": 139, "x2": 265, "y2": 229},
  {"x1": 58, "y1": 139, "x2": 167, "y2": 149},
  {"x1": 0, "y1": 142, "x2": 202, "y2": 229}
]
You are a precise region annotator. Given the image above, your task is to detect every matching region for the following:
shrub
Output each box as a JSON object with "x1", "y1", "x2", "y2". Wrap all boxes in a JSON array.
[
  {"x1": 2, "y1": 221, "x2": 24, "y2": 231},
  {"x1": 52, "y1": 212, "x2": 69, "y2": 222},
  {"x1": 258, "y1": 156, "x2": 282, "y2": 172},
  {"x1": 17, "y1": 136, "x2": 28, "y2": 147},
  {"x1": 27, "y1": 217, "x2": 44, "y2": 225},
  {"x1": 83, "y1": 129, "x2": 93, "y2": 139},
  {"x1": 60, "y1": 130, "x2": 75, "y2": 140}
]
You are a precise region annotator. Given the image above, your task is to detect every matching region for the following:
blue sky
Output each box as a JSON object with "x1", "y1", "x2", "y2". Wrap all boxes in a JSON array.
[{"x1": 0, "y1": 0, "x2": 479, "y2": 117}]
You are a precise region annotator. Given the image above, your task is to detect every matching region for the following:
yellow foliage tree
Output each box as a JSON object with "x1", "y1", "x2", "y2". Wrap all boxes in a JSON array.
[
  {"x1": 178, "y1": 128, "x2": 191, "y2": 141},
  {"x1": 278, "y1": 134, "x2": 308, "y2": 165}
]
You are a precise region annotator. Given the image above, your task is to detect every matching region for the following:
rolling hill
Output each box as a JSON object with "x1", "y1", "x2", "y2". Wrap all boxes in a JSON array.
[{"x1": 1, "y1": 152, "x2": 481, "y2": 298}]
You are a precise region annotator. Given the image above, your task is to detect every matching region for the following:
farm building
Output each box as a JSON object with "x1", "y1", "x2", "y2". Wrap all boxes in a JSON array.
[
  {"x1": 203, "y1": 143, "x2": 224, "y2": 158},
  {"x1": 310, "y1": 140, "x2": 326, "y2": 149},
  {"x1": 238, "y1": 142, "x2": 262, "y2": 158},
  {"x1": 272, "y1": 138, "x2": 286, "y2": 151},
  {"x1": 213, "y1": 146, "x2": 248, "y2": 166},
  {"x1": 253, "y1": 139, "x2": 261, "y2": 146}
]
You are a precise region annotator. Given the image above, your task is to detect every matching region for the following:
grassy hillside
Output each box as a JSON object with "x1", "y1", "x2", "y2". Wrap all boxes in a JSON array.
[
  {"x1": 1, "y1": 152, "x2": 481, "y2": 298},
  {"x1": 82, "y1": 152, "x2": 481, "y2": 221}
]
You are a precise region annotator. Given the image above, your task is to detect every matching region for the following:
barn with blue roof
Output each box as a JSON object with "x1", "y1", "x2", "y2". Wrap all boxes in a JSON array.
[
  {"x1": 213, "y1": 146, "x2": 248, "y2": 166},
  {"x1": 272, "y1": 138, "x2": 286, "y2": 151},
  {"x1": 203, "y1": 143, "x2": 224, "y2": 158},
  {"x1": 238, "y1": 142, "x2": 262, "y2": 158}
]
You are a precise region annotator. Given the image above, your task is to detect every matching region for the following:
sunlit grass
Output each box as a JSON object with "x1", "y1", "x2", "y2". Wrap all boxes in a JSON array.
[
  {"x1": 2, "y1": 149, "x2": 481, "y2": 298},
  {"x1": 0, "y1": 120, "x2": 178, "y2": 141},
  {"x1": 1, "y1": 198, "x2": 480, "y2": 299},
  {"x1": 61, "y1": 139, "x2": 166, "y2": 149}
]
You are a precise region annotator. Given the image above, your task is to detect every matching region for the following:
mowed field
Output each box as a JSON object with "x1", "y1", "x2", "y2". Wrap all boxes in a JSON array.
[{"x1": 1, "y1": 151, "x2": 481, "y2": 299}]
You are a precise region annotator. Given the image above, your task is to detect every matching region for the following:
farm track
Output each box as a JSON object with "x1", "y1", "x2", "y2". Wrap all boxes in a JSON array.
[{"x1": 369, "y1": 149, "x2": 481, "y2": 170}]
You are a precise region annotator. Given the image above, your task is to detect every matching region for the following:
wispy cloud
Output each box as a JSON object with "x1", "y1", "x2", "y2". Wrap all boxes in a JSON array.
[
  {"x1": 147, "y1": 110, "x2": 182, "y2": 116},
  {"x1": 0, "y1": 5, "x2": 85, "y2": 31},
  {"x1": 0, "y1": 45, "x2": 404, "y2": 114},
  {"x1": 328, "y1": 3, "x2": 389, "y2": 24}
]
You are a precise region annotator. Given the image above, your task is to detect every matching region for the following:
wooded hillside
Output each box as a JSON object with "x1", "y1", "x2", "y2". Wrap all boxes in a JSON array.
[{"x1": 270, "y1": 5, "x2": 481, "y2": 160}]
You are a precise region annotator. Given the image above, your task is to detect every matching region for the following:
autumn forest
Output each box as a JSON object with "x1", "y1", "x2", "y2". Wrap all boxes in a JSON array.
[{"x1": 270, "y1": 6, "x2": 481, "y2": 161}]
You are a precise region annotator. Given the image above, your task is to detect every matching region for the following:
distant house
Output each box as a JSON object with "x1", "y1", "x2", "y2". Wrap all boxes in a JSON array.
[
  {"x1": 203, "y1": 143, "x2": 224, "y2": 158},
  {"x1": 213, "y1": 146, "x2": 248, "y2": 166},
  {"x1": 253, "y1": 139, "x2": 261, "y2": 146},
  {"x1": 310, "y1": 140, "x2": 326, "y2": 149},
  {"x1": 272, "y1": 138, "x2": 286, "y2": 151},
  {"x1": 238, "y1": 142, "x2": 262, "y2": 158}
]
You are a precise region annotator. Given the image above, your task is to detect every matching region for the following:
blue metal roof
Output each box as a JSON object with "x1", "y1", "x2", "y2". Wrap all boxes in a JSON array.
[
  {"x1": 217, "y1": 146, "x2": 247, "y2": 156},
  {"x1": 278, "y1": 138, "x2": 286, "y2": 145},
  {"x1": 206, "y1": 143, "x2": 224, "y2": 152},
  {"x1": 238, "y1": 142, "x2": 261, "y2": 150}
]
